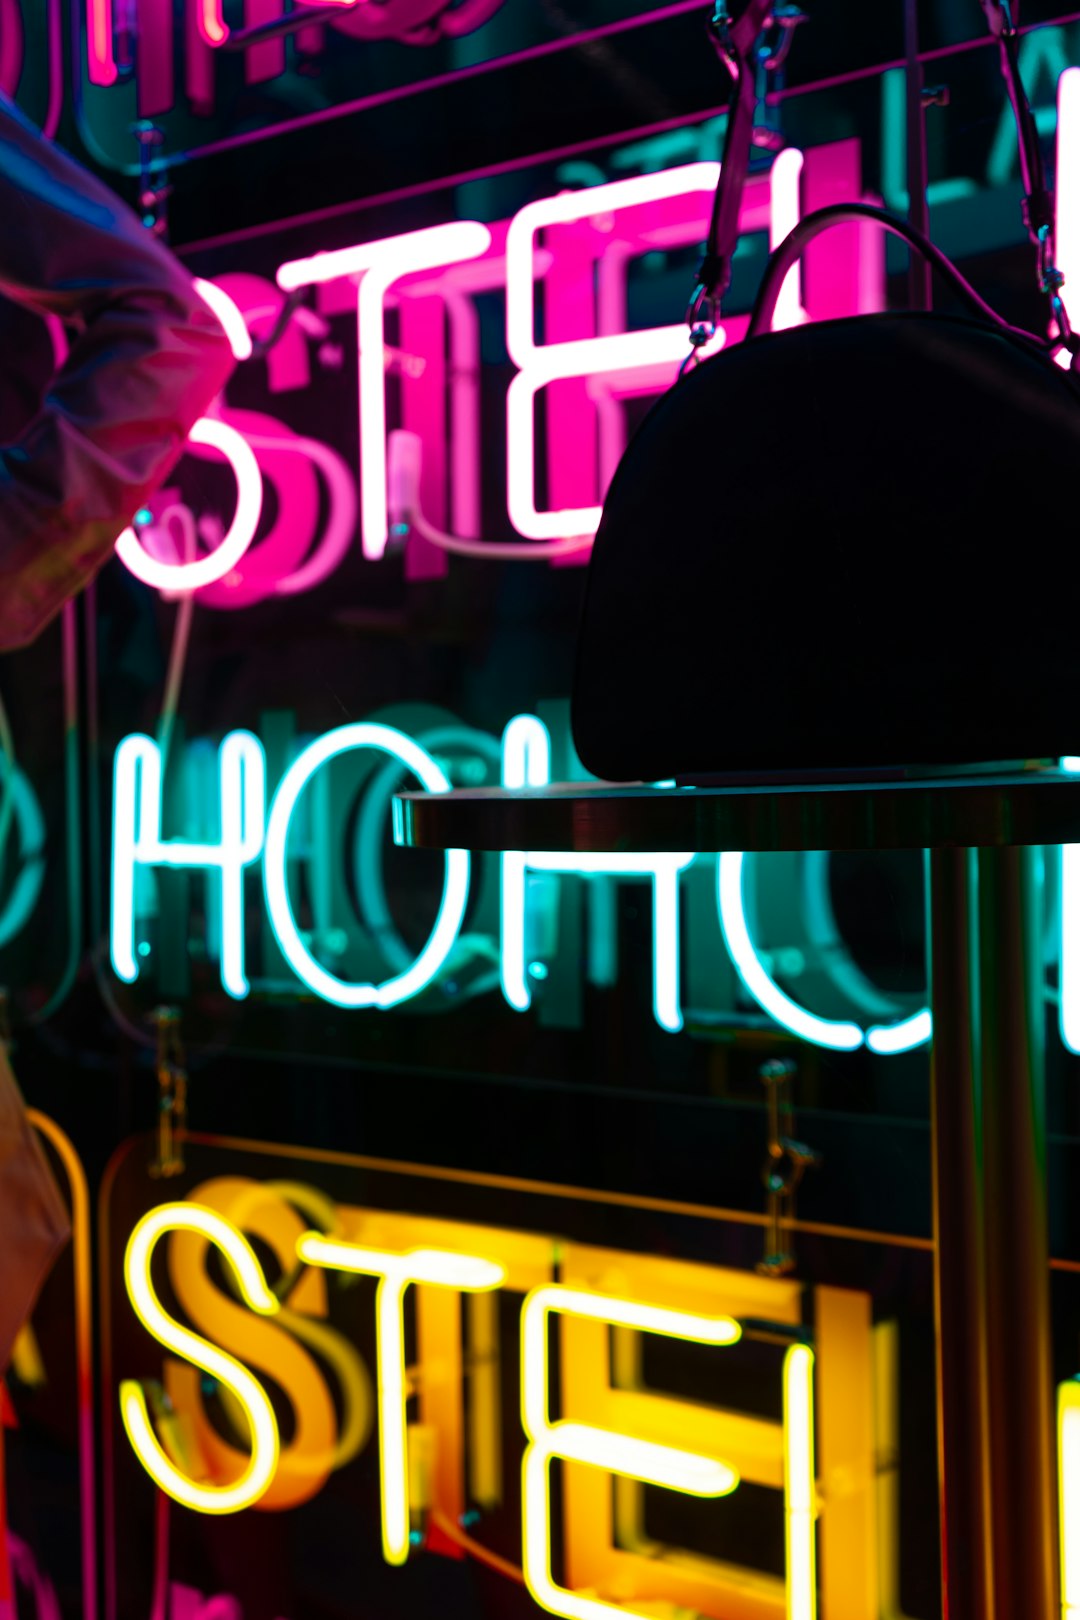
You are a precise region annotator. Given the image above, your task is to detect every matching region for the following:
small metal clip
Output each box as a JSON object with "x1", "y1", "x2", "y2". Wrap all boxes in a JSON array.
[
  {"x1": 132, "y1": 123, "x2": 171, "y2": 239},
  {"x1": 151, "y1": 1006, "x2": 187, "y2": 1179},
  {"x1": 757, "y1": 1058, "x2": 821, "y2": 1277},
  {"x1": 681, "y1": 285, "x2": 718, "y2": 375}
]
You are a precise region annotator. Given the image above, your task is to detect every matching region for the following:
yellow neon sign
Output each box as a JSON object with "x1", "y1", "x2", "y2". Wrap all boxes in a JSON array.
[
  {"x1": 1060, "y1": 1377, "x2": 1080, "y2": 1617},
  {"x1": 295, "y1": 1235, "x2": 505, "y2": 1565},
  {"x1": 784, "y1": 1343, "x2": 818, "y2": 1620},
  {"x1": 121, "y1": 1203, "x2": 281, "y2": 1514},
  {"x1": 165, "y1": 1178, "x2": 373, "y2": 1511},
  {"x1": 520, "y1": 1284, "x2": 742, "y2": 1620},
  {"x1": 114, "y1": 1186, "x2": 865, "y2": 1619}
]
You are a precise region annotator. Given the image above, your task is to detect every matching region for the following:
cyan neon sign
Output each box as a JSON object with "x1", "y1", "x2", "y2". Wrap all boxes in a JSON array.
[
  {"x1": 110, "y1": 719, "x2": 1080, "y2": 1062},
  {"x1": 0, "y1": 756, "x2": 47, "y2": 951},
  {"x1": 500, "y1": 716, "x2": 692, "y2": 1035},
  {"x1": 108, "y1": 718, "x2": 937, "y2": 1052}
]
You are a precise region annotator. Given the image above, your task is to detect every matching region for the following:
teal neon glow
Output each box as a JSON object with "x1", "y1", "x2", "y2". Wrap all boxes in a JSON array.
[
  {"x1": 500, "y1": 716, "x2": 551, "y2": 1013},
  {"x1": 357, "y1": 725, "x2": 500, "y2": 974},
  {"x1": 1063, "y1": 842, "x2": 1080, "y2": 1055},
  {"x1": 0, "y1": 756, "x2": 46, "y2": 950},
  {"x1": 263, "y1": 724, "x2": 469, "y2": 1008},
  {"x1": 1056, "y1": 760, "x2": 1080, "y2": 1055},
  {"x1": 865, "y1": 1010, "x2": 932, "y2": 1055},
  {"x1": 500, "y1": 715, "x2": 692, "y2": 1033},
  {"x1": 717, "y1": 853, "x2": 931, "y2": 1054},
  {"x1": 111, "y1": 732, "x2": 266, "y2": 998}
]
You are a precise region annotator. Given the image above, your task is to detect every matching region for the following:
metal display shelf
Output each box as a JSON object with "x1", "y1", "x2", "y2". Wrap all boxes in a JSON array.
[
  {"x1": 394, "y1": 768, "x2": 1080, "y2": 854},
  {"x1": 394, "y1": 768, "x2": 1079, "y2": 1616}
]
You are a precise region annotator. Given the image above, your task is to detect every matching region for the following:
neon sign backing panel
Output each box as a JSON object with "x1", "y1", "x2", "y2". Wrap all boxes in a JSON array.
[{"x1": 99, "y1": 1131, "x2": 944, "y2": 1620}]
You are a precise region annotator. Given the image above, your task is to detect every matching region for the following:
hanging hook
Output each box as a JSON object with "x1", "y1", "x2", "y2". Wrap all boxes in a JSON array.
[
  {"x1": 132, "y1": 123, "x2": 171, "y2": 240},
  {"x1": 757, "y1": 1057, "x2": 821, "y2": 1276},
  {"x1": 150, "y1": 1006, "x2": 186, "y2": 1178}
]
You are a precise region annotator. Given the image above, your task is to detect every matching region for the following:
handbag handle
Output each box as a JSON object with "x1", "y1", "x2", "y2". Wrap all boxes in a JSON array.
[
  {"x1": 746, "y1": 201, "x2": 1054, "y2": 350},
  {"x1": 691, "y1": 1, "x2": 1074, "y2": 354}
]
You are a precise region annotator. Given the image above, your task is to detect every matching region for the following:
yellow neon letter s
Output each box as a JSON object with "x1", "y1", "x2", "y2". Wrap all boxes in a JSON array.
[
  {"x1": 166, "y1": 1177, "x2": 368, "y2": 1512},
  {"x1": 121, "y1": 1203, "x2": 281, "y2": 1514}
]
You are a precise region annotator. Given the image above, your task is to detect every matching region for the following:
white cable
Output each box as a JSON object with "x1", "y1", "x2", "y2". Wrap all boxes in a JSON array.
[
  {"x1": 148, "y1": 505, "x2": 199, "y2": 771},
  {"x1": 388, "y1": 431, "x2": 593, "y2": 562}
]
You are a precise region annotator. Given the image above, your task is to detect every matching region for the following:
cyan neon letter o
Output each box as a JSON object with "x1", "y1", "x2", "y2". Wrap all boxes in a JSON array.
[{"x1": 263, "y1": 723, "x2": 469, "y2": 1009}]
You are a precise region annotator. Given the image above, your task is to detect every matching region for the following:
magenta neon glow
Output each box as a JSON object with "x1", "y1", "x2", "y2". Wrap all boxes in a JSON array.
[
  {"x1": 197, "y1": 0, "x2": 229, "y2": 46},
  {"x1": 114, "y1": 418, "x2": 263, "y2": 592},
  {"x1": 769, "y1": 147, "x2": 808, "y2": 332},
  {"x1": 1058, "y1": 69, "x2": 1080, "y2": 340},
  {"x1": 193, "y1": 279, "x2": 254, "y2": 362},
  {"x1": 181, "y1": 279, "x2": 356, "y2": 607},
  {"x1": 257, "y1": 145, "x2": 878, "y2": 583},
  {"x1": 193, "y1": 410, "x2": 357, "y2": 608},
  {"x1": 86, "y1": 0, "x2": 118, "y2": 86},
  {"x1": 503, "y1": 162, "x2": 765, "y2": 542},
  {"x1": 0, "y1": 0, "x2": 24, "y2": 96},
  {"x1": 278, "y1": 221, "x2": 491, "y2": 559}
]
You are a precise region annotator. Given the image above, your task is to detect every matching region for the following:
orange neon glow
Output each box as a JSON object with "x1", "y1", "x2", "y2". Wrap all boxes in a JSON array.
[{"x1": 27, "y1": 1111, "x2": 97, "y2": 1620}]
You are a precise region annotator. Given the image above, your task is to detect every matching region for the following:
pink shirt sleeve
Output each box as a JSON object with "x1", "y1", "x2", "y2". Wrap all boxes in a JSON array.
[{"x1": 0, "y1": 94, "x2": 236, "y2": 649}]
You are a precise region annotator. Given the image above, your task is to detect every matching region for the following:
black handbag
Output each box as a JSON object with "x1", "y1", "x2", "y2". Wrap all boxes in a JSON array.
[{"x1": 571, "y1": 2, "x2": 1080, "y2": 783}]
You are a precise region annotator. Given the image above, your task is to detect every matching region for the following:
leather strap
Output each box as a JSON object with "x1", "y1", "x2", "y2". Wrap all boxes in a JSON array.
[{"x1": 690, "y1": 0, "x2": 775, "y2": 315}]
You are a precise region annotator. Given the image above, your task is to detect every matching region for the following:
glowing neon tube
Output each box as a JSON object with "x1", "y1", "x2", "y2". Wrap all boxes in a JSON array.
[
  {"x1": 87, "y1": 0, "x2": 119, "y2": 85},
  {"x1": 718, "y1": 853, "x2": 930, "y2": 1055},
  {"x1": 783, "y1": 1343, "x2": 818, "y2": 1620},
  {"x1": 115, "y1": 419, "x2": 263, "y2": 593},
  {"x1": 121, "y1": 1203, "x2": 280, "y2": 1514},
  {"x1": 263, "y1": 723, "x2": 469, "y2": 1008},
  {"x1": 297, "y1": 1235, "x2": 505, "y2": 1565},
  {"x1": 520, "y1": 1284, "x2": 742, "y2": 1620},
  {"x1": 1060, "y1": 1377, "x2": 1080, "y2": 1615}
]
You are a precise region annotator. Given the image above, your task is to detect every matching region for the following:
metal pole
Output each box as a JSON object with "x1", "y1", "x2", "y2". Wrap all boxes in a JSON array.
[
  {"x1": 904, "y1": 0, "x2": 934, "y2": 309},
  {"x1": 977, "y1": 844, "x2": 1059, "y2": 1615},
  {"x1": 928, "y1": 848, "x2": 995, "y2": 1619}
]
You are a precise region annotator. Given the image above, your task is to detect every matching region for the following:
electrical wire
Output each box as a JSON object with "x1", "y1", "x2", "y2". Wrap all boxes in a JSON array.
[
  {"x1": 158, "y1": 590, "x2": 195, "y2": 770},
  {"x1": 427, "y1": 1511, "x2": 526, "y2": 1585},
  {"x1": 390, "y1": 433, "x2": 594, "y2": 560},
  {"x1": 408, "y1": 510, "x2": 592, "y2": 561},
  {"x1": 154, "y1": 506, "x2": 200, "y2": 773}
]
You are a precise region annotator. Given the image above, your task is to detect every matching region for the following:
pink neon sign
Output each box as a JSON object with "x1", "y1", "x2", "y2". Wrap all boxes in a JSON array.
[
  {"x1": 116, "y1": 141, "x2": 883, "y2": 601},
  {"x1": 122, "y1": 276, "x2": 356, "y2": 608},
  {"x1": 114, "y1": 417, "x2": 263, "y2": 592},
  {"x1": 0, "y1": 0, "x2": 25, "y2": 96},
  {"x1": 274, "y1": 139, "x2": 882, "y2": 567},
  {"x1": 86, "y1": 0, "x2": 116, "y2": 86},
  {"x1": 86, "y1": 0, "x2": 505, "y2": 111}
]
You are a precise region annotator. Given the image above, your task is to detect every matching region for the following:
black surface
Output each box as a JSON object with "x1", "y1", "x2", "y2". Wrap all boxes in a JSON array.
[
  {"x1": 395, "y1": 769, "x2": 1080, "y2": 852},
  {"x1": 571, "y1": 311, "x2": 1080, "y2": 780}
]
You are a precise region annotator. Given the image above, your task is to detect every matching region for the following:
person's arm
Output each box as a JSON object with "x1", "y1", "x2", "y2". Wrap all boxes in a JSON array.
[{"x1": 0, "y1": 93, "x2": 235, "y2": 649}]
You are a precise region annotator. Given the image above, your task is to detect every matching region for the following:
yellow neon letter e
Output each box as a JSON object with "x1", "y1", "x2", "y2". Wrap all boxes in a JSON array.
[{"x1": 520, "y1": 1284, "x2": 742, "y2": 1620}]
